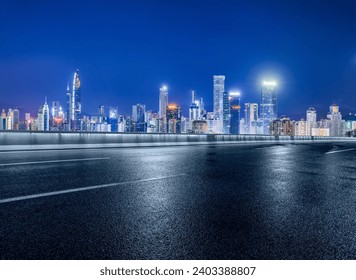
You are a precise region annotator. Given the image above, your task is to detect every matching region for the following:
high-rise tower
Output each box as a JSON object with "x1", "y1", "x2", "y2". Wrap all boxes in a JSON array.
[
  {"x1": 306, "y1": 107, "x2": 317, "y2": 136},
  {"x1": 66, "y1": 82, "x2": 71, "y2": 130},
  {"x1": 159, "y1": 85, "x2": 168, "y2": 133},
  {"x1": 260, "y1": 81, "x2": 277, "y2": 134},
  {"x1": 213, "y1": 75, "x2": 225, "y2": 133},
  {"x1": 229, "y1": 92, "x2": 241, "y2": 134},
  {"x1": 71, "y1": 69, "x2": 81, "y2": 130}
]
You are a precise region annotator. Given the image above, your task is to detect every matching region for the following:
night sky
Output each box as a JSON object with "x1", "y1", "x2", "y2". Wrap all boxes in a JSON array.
[{"x1": 1, "y1": 0, "x2": 356, "y2": 119}]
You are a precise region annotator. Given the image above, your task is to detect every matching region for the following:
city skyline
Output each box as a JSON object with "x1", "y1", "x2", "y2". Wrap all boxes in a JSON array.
[{"x1": 1, "y1": 0, "x2": 356, "y2": 119}]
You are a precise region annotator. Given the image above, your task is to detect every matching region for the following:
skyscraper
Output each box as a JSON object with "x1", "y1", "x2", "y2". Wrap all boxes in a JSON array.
[
  {"x1": 0, "y1": 109, "x2": 6, "y2": 130},
  {"x1": 244, "y1": 103, "x2": 258, "y2": 134},
  {"x1": 306, "y1": 107, "x2": 317, "y2": 136},
  {"x1": 213, "y1": 75, "x2": 225, "y2": 133},
  {"x1": 166, "y1": 104, "x2": 181, "y2": 133},
  {"x1": 229, "y1": 92, "x2": 241, "y2": 134},
  {"x1": 66, "y1": 82, "x2": 71, "y2": 130},
  {"x1": 260, "y1": 81, "x2": 277, "y2": 134},
  {"x1": 37, "y1": 98, "x2": 49, "y2": 131},
  {"x1": 13, "y1": 108, "x2": 20, "y2": 130},
  {"x1": 71, "y1": 69, "x2": 81, "y2": 130},
  {"x1": 222, "y1": 91, "x2": 231, "y2": 134},
  {"x1": 132, "y1": 104, "x2": 146, "y2": 132},
  {"x1": 159, "y1": 86, "x2": 168, "y2": 133}
]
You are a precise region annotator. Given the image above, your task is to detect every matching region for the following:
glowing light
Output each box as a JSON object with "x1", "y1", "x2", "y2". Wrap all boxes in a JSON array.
[
  {"x1": 263, "y1": 81, "x2": 277, "y2": 86},
  {"x1": 229, "y1": 91, "x2": 240, "y2": 96},
  {"x1": 161, "y1": 85, "x2": 168, "y2": 91}
]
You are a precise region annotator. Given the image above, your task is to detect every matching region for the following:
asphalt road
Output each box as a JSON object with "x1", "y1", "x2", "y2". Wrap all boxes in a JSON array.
[{"x1": 1, "y1": 142, "x2": 356, "y2": 259}]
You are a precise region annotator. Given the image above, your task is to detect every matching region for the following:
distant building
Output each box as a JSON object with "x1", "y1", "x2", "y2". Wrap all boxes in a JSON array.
[
  {"x1": 166, "y1": 104, "x2": 181, "y2": 133},
  {"x1": 222, "y1": 91, "x2": 231, "y2": 134},
  {"x1": 306, "y1": 107, "x2": 317, "y2": 136},
  {"x1": 295, "y1": 119, "x2": 307, "y2": 136},
  {"x1": 229, "y1": 92, "x2": 241, "y2": 134},
  {"x1": 13, "y1": 108, "x2": 20, "y2": 130},
  {"x1": 37, "y1": 99, "x2": 50, "y2": 131},
  {"x1": 159, "y1": 86, "x2": 168, "y2": 133},
  {"x1": 213, "y1": 75, "x2": 225, "y2": 133},
  {"x1": 192, "y1": 120, "x2": 208, "y2": 134},
  {"x1": 6, "y1": 109, "x2": 14, "y2": 130},
  {"x1": 244, "y1": 103, "x2": 258, "y2": 134},
  {"x1": 0, "y1": 109, "x2": 6, "y2": 130},
  {"x1": 270, "y1": 116, "x2": 294, "y2": 136},
  {"x1": 327, "y1": 104, "x2": 344, "y2": 136},
  {"x1": 260, "y1": 81, "x2": 277, "y2": 134},
  {"x1": 132, "y1": 104, "x2": 146, "y2": 132}
]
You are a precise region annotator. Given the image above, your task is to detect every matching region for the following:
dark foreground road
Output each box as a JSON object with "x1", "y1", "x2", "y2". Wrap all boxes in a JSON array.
[{"x1": 1, "y1": 142, "x2": 356, "y2": 259}]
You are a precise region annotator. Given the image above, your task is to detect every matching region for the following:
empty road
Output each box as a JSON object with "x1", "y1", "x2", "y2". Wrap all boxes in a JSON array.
[{"x1": 1, "y1": 142, "x2": 356, "y2": 259}]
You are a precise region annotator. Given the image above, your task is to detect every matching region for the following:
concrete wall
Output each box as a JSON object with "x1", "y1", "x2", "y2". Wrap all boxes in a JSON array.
[{"x1": 0, "y1": 131, "x2": 354, "y2": 151}]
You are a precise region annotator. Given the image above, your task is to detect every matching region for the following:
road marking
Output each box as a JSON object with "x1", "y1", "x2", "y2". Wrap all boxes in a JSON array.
[
  {"x1": 0, "y1": 174, "x2": 186, "y2": 204},
  {"x1": 0, "y1": 157, "x2": 110, "y2": 167},
  {"x1": 325, "y1": 148, "x2": 355, "y2": 155}
]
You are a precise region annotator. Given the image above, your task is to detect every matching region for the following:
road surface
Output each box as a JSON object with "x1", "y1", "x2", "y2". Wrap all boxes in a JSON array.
[{"x1": 1, "y1": 142, "x2": 356, "y2": 259}]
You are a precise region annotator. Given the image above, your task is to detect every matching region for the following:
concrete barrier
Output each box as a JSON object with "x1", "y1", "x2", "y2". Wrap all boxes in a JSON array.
[{"x1": 0, "y1": 131, "x2": 354, "y2": 151}]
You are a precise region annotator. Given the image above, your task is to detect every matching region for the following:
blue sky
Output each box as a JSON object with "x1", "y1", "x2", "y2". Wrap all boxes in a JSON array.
[{"x1": 1, "y1": 0, "x2": 356, "y2": 119}]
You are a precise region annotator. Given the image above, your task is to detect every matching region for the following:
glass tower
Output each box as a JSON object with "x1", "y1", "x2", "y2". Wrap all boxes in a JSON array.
[{"x1": 260, "y1": 81, "x2": 277, "y2": 134}]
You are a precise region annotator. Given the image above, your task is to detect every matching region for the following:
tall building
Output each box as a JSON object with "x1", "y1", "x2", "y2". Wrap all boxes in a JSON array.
[
  {"x1": 25, "y1": 113, "x2": 31, "y2": 130},
  {"x1": 159, "y1": 86, "x2": 168, "y2": 133},
  {"x1": 0, "y1": 109, "x2": 6, "y2": 130},
  {"x1": 222, "y1": 91, "x2": 231, "y2": 134},
  {"x1": 229, "y1": 92, "x2": 241, "y2": 134},
  {"x1": 213, "y1": 75, "x2": 225, "y2": 133},
  {"x1": 37, "y1": 99, "x2": 49, "y2": 131},
  {"x1": 306, "y1": 107, "x2": 317, "y2": 136},
  {"x1": 65, "y1": 82, "x2": 71, "y2": 130},
  {"x1": 13, "y1": 108, "x2": 20, "y2": 130},
  {"x1": 98, "y1": 105, "x2": 106, "y2": 123},
  {"x1": 260, "y1": 81, "x2": 277, "y2": 134},
  {"x1": 132, "y1": 104, "x2": 146, "y2": 132},
  {"x1": 6, "y1": 109, "x2": 14, "y2": 130},
  {"x1": 71, "y1": 69, "x2": 81, "y2": 130},
  {"x1": 244, "y1": 103, "x2": 258, "y2": 134},
  {"x1": 327, "y1": 104, "x2": 344, "y2": 136},
  {"x1": 166, "y1": 104, "x2": 181, "y2": 133}
]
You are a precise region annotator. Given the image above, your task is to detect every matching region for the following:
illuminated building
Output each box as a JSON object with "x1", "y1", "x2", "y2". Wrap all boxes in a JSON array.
[
  {"x1": 98, "y1": 105, "x2": 106, "y2": 123},
  {"x1": 327, "y1": 104, "x2": 344, "y2": 136},
  {"x1": 6, "y1": 109, "x2": 13, "y2": 130},
  {"x1": 213, "y1": 75, "x2": 225, "y2": 133},
  {"x1": 159, "y1": 85, "x2": 168, "y2": 133},
  {"x1": 270, "y1": 116, "x2": 295, "y2": 136},
  {"x1": 222, "y1": 91, "x2": 230, "y2": 134},
  {"x1": 306, "y1": 107, "x2": 317, "y2": 136},
  {"x1": 132, "y1": 104, "x2": 146, "y2": 132},
  {"x1": 65, "y1": 82, "x2": 71, "y2": 130},
  {"x1": 37, "y1": 98, "x2": 49, "y2": 131},
  {"x1": 260, "y1": 81, "x2": 277, "y2": 134},
  {"x1": 118, "y1": 115, "x2": 126, "y2": 132},
  {"x1": 244, "y1": 103, "x2": 258, "y2": 134},
  {"x1": 71, "y1": 69, "x2": 81, "y2": 130},
  {"x1": 166, "y1": 104, "x2": 181, "y2": 133},
  {"x1": 13, "y1": 108, "x2": 20, "y2": 130},
  {"x1": 25, "y1": 113, "x2": 31, "y2": 130},
  {"x1": 0, "y1": 109, "x2": 6, "y2": 130},
  {"x1": 229, "y1": 92, "x2": 241, "y2": 134},
  {"x1": 295, "y1": 119, "x2": 307, "y2": 136},
  {"x1": 109, "y1": 107, "x2": 119, "y2": 132},
  {"x1": 192, "y1": 120, "x2": 208, "y2": 134}
]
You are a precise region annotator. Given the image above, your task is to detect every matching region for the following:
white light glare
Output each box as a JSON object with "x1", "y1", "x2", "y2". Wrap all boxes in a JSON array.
[
  {"x1": 263, "y1": 81, "x2": 277, "y2": 86},
  {"x1": 229, "y1": 91, "x2": 240, "y2": 96},
  {"x1": 161, "y1": 85, "x2": 168, "y2": 91}
]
